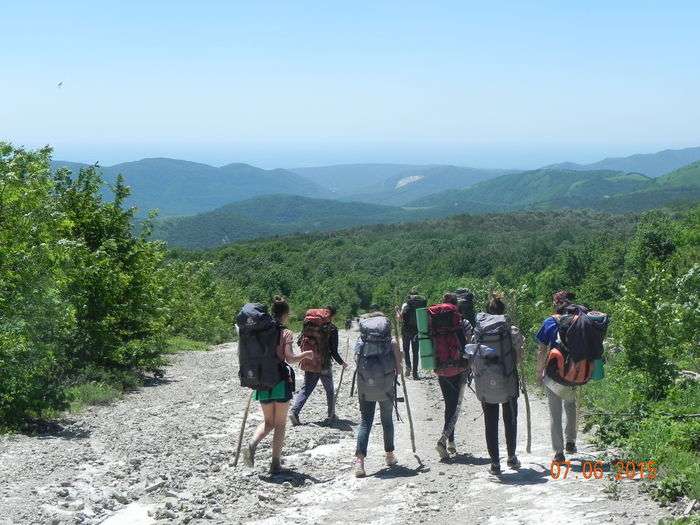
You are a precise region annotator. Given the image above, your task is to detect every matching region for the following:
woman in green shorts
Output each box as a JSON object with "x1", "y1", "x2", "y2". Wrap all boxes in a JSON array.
[{"x1": 243, "y1": 296, "x2": 312, "y2": 474}]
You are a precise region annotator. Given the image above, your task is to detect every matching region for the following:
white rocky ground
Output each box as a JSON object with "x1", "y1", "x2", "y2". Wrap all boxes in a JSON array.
[{"x1": 0, "y1": 329, "x2": 678, "y2": 524}]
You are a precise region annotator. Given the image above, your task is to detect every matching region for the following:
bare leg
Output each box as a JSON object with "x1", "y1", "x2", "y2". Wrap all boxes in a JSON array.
[
  {"x1": 271, "y1": 401, "x2": 290, "y2": 461},
  {"x1": 251, "y1": 402, "x2": 275, "y2": 448}
]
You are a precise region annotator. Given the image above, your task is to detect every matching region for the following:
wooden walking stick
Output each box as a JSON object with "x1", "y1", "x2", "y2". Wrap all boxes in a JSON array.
[
  {"x1": 334, "y1": 332, "x2": 351, "y2": 405},
  {"x1": 520, "y1": 368, "x2": 532, "y2": 454},
  {"x1": 233, "y1": 391, "x2": 254, "y2": 467},
  {"x1": 393, "y1": 308, "x2": 417, "y2": 455}
]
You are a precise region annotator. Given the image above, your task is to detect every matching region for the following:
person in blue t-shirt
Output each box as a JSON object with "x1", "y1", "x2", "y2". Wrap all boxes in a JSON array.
[{"x1": 536, "y1": 290, "x2": 578, "y2": 462}]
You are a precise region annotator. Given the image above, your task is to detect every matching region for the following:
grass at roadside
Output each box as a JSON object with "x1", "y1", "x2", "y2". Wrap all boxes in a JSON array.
[
  {"x1": 165, "y1": 336, "x2": 211, "y2": 353},
  {"x1": 65, "y1": 382, "x2": 123, "y2": 413}
]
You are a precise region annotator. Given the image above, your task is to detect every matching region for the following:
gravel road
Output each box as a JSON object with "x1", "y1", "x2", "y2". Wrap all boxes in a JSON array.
[{"x1": 0, "y1": 329, "x2": 676, "y2": 524}]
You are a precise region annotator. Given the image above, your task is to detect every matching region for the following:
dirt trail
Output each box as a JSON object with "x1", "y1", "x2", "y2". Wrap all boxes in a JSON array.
[{"x1": 0, "y1": 330, "x2": 672, "y2": 524}]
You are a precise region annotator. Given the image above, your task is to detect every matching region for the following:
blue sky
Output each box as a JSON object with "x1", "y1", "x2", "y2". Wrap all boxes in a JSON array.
[{"x1": 2, "y1": 1, "x2": 699, "y2": 168}]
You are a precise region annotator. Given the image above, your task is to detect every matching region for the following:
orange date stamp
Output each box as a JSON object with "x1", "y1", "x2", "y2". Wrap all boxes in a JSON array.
[{"x1": 549, "y1": 460, "x2": 657, "y2": 480}]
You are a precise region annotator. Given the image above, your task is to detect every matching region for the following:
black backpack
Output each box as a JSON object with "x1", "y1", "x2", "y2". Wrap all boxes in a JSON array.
[
  {"x1": 402, "y1": 294, "x2": 427, "y2": 332},
  {"x1": 236, "y1": 303, "x2": 284, "y2": 390},
  {"x1": 558, "y1": 304, "x2": 610, "y2": 362},
  {"x1": 455, "y1": 288, "x2": 476, "y2": 326}
]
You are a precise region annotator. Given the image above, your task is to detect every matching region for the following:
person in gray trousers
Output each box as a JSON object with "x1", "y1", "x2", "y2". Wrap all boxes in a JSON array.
[{"x1": 536, "y1": 291, "x2": 578, "y2": 462}]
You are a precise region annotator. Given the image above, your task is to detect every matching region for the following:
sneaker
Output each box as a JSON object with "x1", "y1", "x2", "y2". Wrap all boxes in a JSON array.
[
  {"x1": 353, "y1": 458, "x2": 366, "y2": 478},
  {"x1": 489, "y1": 462, "x2": 502, "y2": 476},
  {"x1": 435, "y1": 440, "x2": 449, "y2": 460},
  {"x1": 447, "y1": 441, "x2": 457, "y2": 455},
  {"x1": 242, "y1": 442, "x2": 255, "y2": 467},
  {"x1": 507, "y1": 455, "x2": 521, "y2": 470},
  {"x1": 289, "y1": 412, "x2": 301, "y2": 426},
  {"x1": 269, "y1": 457, "x2": 282, "y2": 475},
  {"x1": 553, "y1": 451, "x2": 566, "y2": 462},
  {"x1": 385, "y1": 451, "x2": 398, "y2": 466},
  {"x1": 565, "y1": 441, "x2": 577, "y2": 454},
  {"x1": 412, "y1": 373, "x2": 420, "y2": 380}
]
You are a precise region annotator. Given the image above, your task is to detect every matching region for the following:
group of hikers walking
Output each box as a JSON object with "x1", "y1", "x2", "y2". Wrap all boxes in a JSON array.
[{"x1": 235, "y1": 288, "x2": 609, "y2": 478}]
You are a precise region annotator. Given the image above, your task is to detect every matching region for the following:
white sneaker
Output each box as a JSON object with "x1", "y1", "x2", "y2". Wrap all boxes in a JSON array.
[
  {"x1": 447, "y1": 441, "x2": 457, "y2": 454},
  {"x1": 436, "y1": 440, "x2": 449, "y2": 460},
  {"x1": 385, "y1": 451, "x2": 398, "y2": 466},
  {"x1": 353, "y1": 458, "x2": 366, "y2": 478},
  {"x1": 242, "y1": 442, "x2": 255, "y2": 467}
]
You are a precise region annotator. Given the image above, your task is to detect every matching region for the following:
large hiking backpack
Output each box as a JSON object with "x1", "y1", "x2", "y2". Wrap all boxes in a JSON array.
[
  {"x1": 470, "y1": 312, "x2": 518, "y2": 403},
  {"x1": 455, "y1": 288, "x2": 476, "y2": 326},
  {"x1": 402, "y1": 294, "x2": 427, "y2": 332},
  {"x1": 427, "y1": 303, "x2": 465, "y2": 370},
  {"x1": 354, "y1": 315, "x2": 396, "y2": 402},
  {"x1": 298, "y1": 308, "x2": 333, "y2": 373},
  {"x1": 546, "y1": 305, "x2": 609, "y2": 387},
  {"x1": 236, "y1": 303, "x2": 284, "y2": 390}
]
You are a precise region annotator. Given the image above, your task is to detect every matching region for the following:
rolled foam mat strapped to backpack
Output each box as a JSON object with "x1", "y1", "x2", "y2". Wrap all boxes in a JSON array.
[{"x1": 415, "y1": 307, "x2": 435, "y2": 369}]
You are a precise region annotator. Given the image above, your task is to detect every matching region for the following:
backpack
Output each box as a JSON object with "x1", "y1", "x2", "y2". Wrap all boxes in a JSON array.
[
  {"x1": 354, "y1": 315, "x2": 396, "y2": 402},
  {"x1": 455, "y1": 288, "x2": 476, "y2": 326},
  {"x1": 236, "y1": 303, "x2": 284, "y2": 390},
  {"x1": 402, "y1": 295, "x2": 427, "y2": 332},
  {"x1": 558, "y1": 305, "x2": 609, "y2": 362},
  {"x1": 546, "y1": 305, "x2": 609, "y2": 387},
  {"x1": 470, "y1": 312, "x2": 518, "y2": 403},
  {"x1": 427, "y1": 303, "x2": 465, "y2": 370},
  {"x1": 298, "y1": 308, "x2": 333, "y2": 373}
]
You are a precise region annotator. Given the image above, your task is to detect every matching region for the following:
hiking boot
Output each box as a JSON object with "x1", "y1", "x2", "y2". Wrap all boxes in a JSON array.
[
  {"x1": 553, "y1": 451, "x2": 566, "y2": 463},
  {"x1": 405, "y1": 366, "x2": 412, "y2": 377},
  {"x1": 385, "y1": 451, "x2": 398, "y2": 466},
  {"x1": 447, "y1": 441, "x2": 457, "y2": 455},
  {"x1": 565, "y1": 441, "x2": 577, "y2": 454},
  {"x1": 289, "y1": 412, "x2": 301, "y2": 426},
  {"x1": 269, "y1": 457, "x2": 282, "y2": 475},
  {"x1": 242, "y1": 442, "x2": 255, "y2": 468},
  {"x1": 435, "y1": 440, "x2": 449, "y2": 460},
  {"x1": 412, "y1": 373, "x2": 420, "y2": 380},
  {"x1": 353, "y1": 458, "x2": 366, "y2": 478},
  {"x1": 489, "y1": 462, "x2": 502, "y2": 476},
  {"x1": 507, "y1": 455, "x2": 521, "y2": 470}
]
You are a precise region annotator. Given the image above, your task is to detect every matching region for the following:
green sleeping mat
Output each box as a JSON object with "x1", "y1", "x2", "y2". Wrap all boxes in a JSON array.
[{"x1": 415, "y1": 307, "x2": 435, "y2": 370}]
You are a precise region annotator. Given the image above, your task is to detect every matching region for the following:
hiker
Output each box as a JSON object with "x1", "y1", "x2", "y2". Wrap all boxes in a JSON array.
[
  {"x1": 537, "y1": 290, "x2": 609, "y2": 462},
  {"x1": 242, "y1": 296, "x2": 313, "y2": 474},
  {"x1": 352, "y1": 305, "x2": 403, "y2": 477},
  {"x1": 399, "y1": 288, "x2": 427, "y2": 379},
  {"x1": 289, "y1": 305, "x2": 348, "y2": 425},
  {"x1": 469, "y1": 293, "x2": 524, "y2": 475},
  {"x1": 428, "y1": 293, "x2": 469, "y2": 459},
  {"x1": 537, "y1": 290, "x2": 578, "y2": 462}
]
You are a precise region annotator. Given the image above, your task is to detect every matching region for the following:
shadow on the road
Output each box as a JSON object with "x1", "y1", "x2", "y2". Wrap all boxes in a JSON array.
[
  {"x1": 313, "y1": 418, "x2": 356, "y2": 431},
  {"x1": 497, "y1": 467, "x2": 549, "y2": 485},
  {"x1": 21, "y1": 418, "x2": 92, "y2": 440},
  {"x1": 371, "y1": 464, "x2": 422, "y2": 479},
  {"x1": 442, "y1": 453, "x2": 491, "y2": 466},
  {"x1": 142, "y1": 376, "x2": 178, "y2": 388},
  {"x1": 259, "y1": 470, "x2": 324, "y2": 487}
]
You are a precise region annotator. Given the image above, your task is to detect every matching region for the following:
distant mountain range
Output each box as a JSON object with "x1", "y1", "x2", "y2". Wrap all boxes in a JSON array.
[
  {"x1": 53, "y1": 146, "x2": 700, "y2": 248},
  {"x1": 152, "y1": 162, "x2": 700, "y2": 249},
  {"x1": 51, "y1": 158, "x2": 331, "y2": 217},
  {"x1": 545, "y1": 146, "x2": 700, "y2": 177}
]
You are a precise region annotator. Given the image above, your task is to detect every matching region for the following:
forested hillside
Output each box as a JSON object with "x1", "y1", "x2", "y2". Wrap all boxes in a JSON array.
[
  {"x1": 2, "y1": 145, "x2": 241, "y2": 428},
  {"x1": 150, "y1": 195, "x2": 412, "y2": 249}
]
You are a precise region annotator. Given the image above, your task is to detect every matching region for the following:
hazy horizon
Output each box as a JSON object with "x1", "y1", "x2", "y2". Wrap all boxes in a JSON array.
[{"x1": 42, "y1": 141, "x2": 700, "y2": 171}]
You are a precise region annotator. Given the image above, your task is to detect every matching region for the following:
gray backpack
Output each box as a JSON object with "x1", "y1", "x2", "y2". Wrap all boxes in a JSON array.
[
  {"x1": 470, "y1": 313, "x2": 518, "y2": 404},
  {"x1": 354, "y1": 315, "x2": 396, "y2": 402}
]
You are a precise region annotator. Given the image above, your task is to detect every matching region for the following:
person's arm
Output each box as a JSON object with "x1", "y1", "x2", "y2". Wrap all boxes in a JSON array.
[
  {"x1": 283, "y1": 331, "x2": 313, "y2": 364},
  {"x1": 392, "y1": 339, "x2": 403, "y2": 373},
  {"x1": 511, "y1": 325, "x2": 525, "y2": 364},
  {"x1": 328, "y1": 325, "x2": 347, "y2": 367},
  {"x1": 536, "y1": 343, "x2": 548, "y2": 383}
]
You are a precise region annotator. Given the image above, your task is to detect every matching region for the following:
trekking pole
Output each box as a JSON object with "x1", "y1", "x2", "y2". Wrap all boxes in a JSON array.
[
  {"x1": 393, "y1": 309, "x2": 417, "y2": 455},
  {"x1": 519, "y1": 367, "x2": 532, "y2": 454},
  {"x1": 334, "y1": 332, "x2": 351, "y2": 406},
  {"x1": 233, "y1": 391, "x2": 254, "y2": 467}
]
